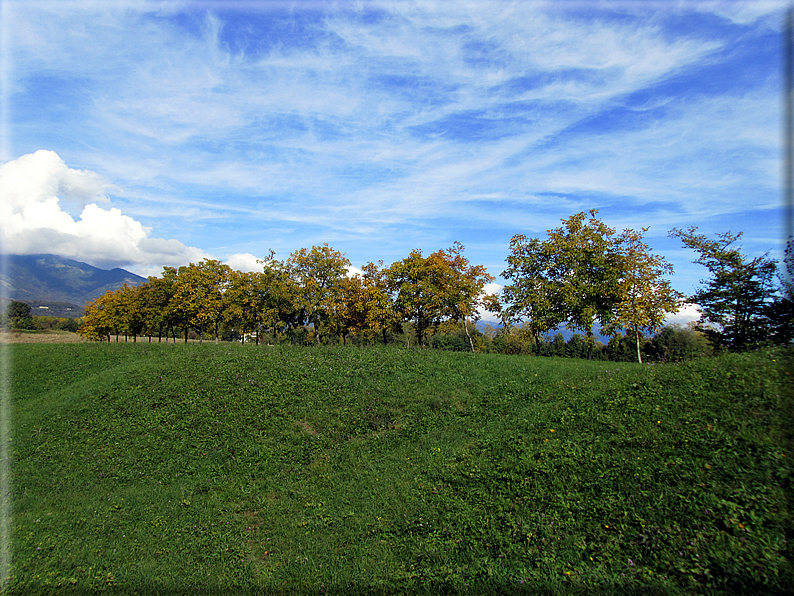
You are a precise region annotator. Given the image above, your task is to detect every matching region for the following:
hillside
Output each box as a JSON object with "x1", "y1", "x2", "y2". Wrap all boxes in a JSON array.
[
  {"x1": 0, "y1": 254, "x2": 146, "y2": 315},
  {"x1": 8, "y1": 344, "x2": 793, "y2": 595}
]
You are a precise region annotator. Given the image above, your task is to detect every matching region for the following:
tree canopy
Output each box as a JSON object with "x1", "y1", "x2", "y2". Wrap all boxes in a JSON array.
[
  {"x1": 502, "y1": 211, "x2": 625, "y2": 358},
  {"x1": 670, "y1": 227, "x2": 781, "y2": 351},
  {"x1": 386, "y1": 242, "x2": 495, "y2": 348},
  {"x1": 76, "y1": 221, "x2": 789, "y2": 356},
  {"x1": 503, "y1": 211, "x2": 684, "y2": 361}
]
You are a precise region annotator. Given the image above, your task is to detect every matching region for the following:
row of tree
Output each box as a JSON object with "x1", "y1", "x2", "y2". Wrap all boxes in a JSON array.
[
  {"x1": 78, "y1": 242, "x2": 494, "y2": 350},
  {"x1": 78, "y1": 210, "x2": 794, "y2": 359}
]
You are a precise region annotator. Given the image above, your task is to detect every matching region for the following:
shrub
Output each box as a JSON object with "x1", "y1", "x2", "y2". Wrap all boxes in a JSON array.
[
  {"x1": 491, "y1": 326, "x2": 534, "y2": 355},
  {"x1": 648, "y1": 324, "x2": 712, "y2": 362}
]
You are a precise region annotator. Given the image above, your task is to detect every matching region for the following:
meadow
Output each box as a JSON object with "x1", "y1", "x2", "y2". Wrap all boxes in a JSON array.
[{"x1": 5, "y1": 343, "x2": 793, "y2": 595}]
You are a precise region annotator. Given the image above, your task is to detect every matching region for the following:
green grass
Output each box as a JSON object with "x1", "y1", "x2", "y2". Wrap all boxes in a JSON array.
[{"x1": 5, "y1": 343, "x2": 793, "y2": 595}]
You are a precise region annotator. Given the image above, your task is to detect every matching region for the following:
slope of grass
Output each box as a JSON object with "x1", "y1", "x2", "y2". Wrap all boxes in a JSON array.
[{"x1": 6, "y1": 343, "x2": 793, "y2": 595}]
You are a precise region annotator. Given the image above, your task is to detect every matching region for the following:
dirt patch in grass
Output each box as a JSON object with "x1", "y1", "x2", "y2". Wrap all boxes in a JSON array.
[
  {"x1": 298, "y1": 420, "x2": 320, "y2": 435},
  {"x1": 0, "y1": 330, "x2": 86, "y2": 344}
]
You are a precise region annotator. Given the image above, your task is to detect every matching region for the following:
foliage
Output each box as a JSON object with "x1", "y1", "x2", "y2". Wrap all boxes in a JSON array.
[
  {"x1": 431, "y1": 320, "x2": 487, "y2": 352},
  {"x1": 504, "y1": 212, "x2": 687, "y2": 364},
  {"x1": 605, "y1": 228, "x2": 684, "y2": 363},
  {"x1": 670, "y1": 228, "x2": 780, "y2": 351},
  {"x1": 8, "y1": 343, "x2": 793, "y2": 595},
  {"x1": 117, "y1": 284, "x2": 147, "y2": 342},
  {"x1": 78, "y1": 291, "x2": 118, "y2": 341},
  {"x1": 4, "y1": 300, "x2": 34, "y2": 329},
  {"x1": 139, "y1": 275, "x2": 177, "y2": 341},
  {"x1": 287, "y1": 244, "x2": 351, "y2": 344},
  {"x1": 172, "y1": 259, "x2": 233, "y2": 344},
  {"x1": 765, "y1": 238, "x2": 794, "y2": 345},
  {"x1": 502, "y1": 211, "x2": 623, "y2": 357},
  {"x1": 490, "y1": 325, "x2": 537, "y2": 355},
  {"x1": 647, "y1": 324, "x2": 713, "y2": 363},
  {"x1": 387, "y1": 242, "x2": 495, "y2": 348},
  {"x1": 31, "y1": 315, "x2": 81, "y2": 332},
  {"x1": 222, "y1": 269, "x2": 267, "y2": 342}
]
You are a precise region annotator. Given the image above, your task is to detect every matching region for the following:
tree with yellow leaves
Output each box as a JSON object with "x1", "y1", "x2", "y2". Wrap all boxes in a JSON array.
[
  {"x1": 78, "y1": 290, "x2": 119, "y2": 342},
  {"x1": 386, "y1": 242, "x2": 494, "y2": 348},
  {"x1": 172, "y1": 259, "x2": 233, "y2": 344},
  {"x1": 287, "y1": 244, "x2": 351, "y2": 344},
  {"x1": 605, "y1": 228, "x2": 684, "y2": 363}
]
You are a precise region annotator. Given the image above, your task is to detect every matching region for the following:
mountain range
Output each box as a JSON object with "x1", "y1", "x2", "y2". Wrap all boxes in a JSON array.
[{"x1": 1, "y1": 254, "x2": 146, "y2": 317}]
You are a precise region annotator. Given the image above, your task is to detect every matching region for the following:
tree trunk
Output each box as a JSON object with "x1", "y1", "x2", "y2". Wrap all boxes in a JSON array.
[
  {"x1": 635, "y1": 326, "x2": 643, "y2": 364},
  {"x1": 463, "y1": 318, "x2": 475, "y2": 353},
  {"x1": 586, "y1": 330, "x2": 594, "y2": 360}
]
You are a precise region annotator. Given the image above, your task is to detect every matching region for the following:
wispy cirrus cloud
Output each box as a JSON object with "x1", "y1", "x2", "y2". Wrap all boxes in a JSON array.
[{"x1": 1, "y1": 0, "x2": 786, "y2": 304}]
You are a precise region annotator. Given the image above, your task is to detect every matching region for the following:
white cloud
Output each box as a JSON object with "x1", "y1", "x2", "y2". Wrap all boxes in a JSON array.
[
  {"x1": 482, "y1": 282, "x2": 502, "y2": 296},
  {"x1": 0, "y1": 150, "x2": 207, "y2": 272},
  {"x1": 346, "y1": 265, "x2": 364, "y2": 278},
  {"x1": 3, "y1": 1, "x2": 785, "y2": 287},
  {"x1": 225, "y1": 252, "x2": 262, "y2": 273},
  {"x1": 664, "y1": 302, "x2": 702, "y2": 326},
  {"x1": 477, "y1": 282, "x2": 503, "y2": 321}
]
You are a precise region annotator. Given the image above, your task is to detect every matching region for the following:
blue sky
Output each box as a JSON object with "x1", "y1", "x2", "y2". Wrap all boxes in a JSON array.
[{"x1": 0, "y1": 0, "x2": 788, "y2": 323}]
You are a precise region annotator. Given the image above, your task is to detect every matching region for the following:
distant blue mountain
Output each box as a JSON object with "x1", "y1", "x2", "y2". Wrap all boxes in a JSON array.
[
  {"x1": 476, "y1": 319, "x2": 611, "y2": 343},
  {"x1": 1, "y1": 254, "x2": 146, "y2": 316}
]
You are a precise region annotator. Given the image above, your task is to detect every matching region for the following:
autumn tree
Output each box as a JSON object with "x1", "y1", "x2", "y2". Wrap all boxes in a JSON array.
[
  {"x1": 604, "y1": 228, "x2": 684, "y2": 363},
  {"x1": 502, "y1": 210, "x2": 622, "y2": 358},
  {"x1": 330, "y1": 263, "x2": 402, "y2": 345},
  {"x1": 222, "y1": 257, "x2": 299, "y2": 344},
  {"x1": 324, "y1": 273, "x2": 363, "y2": 345},
  {"x1": 172, "y1": 259, "x2": 233, "y2": 344},
  {"x1": 78, "y1": 291, "x2": 118, "y2": 341},
  {"x1": 265, "y1": 260, "x2": 303, "y2": 342},
  {"x1": 159, "y1": 266, "x2": 191, "y2": 342},
  {"x1": 670, "y1": 227, "x2": 778, "y2": 350},
  {"x1": 287, "y1": 244, "x2": 351, "y2": 344},
  {"x1": 223, "y1": 269, "x2": 263, "y2": 342},
  {"x1": 434, "y1": 242, "x2": 495, "y2": 352},
  {"x1": 140, "y1": 274, "x2": 177, "y2": 342},
  {"x1": 116, "y1": 284, "x2": 146, "y2": 342},
  {"x1": 360, "y1": 262, "x2": 401, "y2": 344},
  {"x1": 387, "y1": 249, "x2": 450, "y2": 347},
  {"x1": 386, "y1": 243, "x2": 494, "y2": 348}
]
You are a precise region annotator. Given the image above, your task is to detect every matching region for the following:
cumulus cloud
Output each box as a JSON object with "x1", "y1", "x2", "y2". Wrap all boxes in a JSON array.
[
  {"x1": 346, "y1": 265, "x2": 364, "y2": 278},
  {"x1": 0, "y1": 150, "x2": 207, "y2": 272},
  {"x1": 477, "y1": 282, "x2": 503, "y2": 322},
  {"x1": 664, "y1": 302, "x2": 702, "y2": 327},
  {"x1": 225, "y1": 252, "x2": 263, "y2": 273}
]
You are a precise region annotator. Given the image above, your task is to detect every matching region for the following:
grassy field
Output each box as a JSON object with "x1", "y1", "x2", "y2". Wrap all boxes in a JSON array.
[{"x1": 5, "y1": 343, "x2": 793, "y2": 595}]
